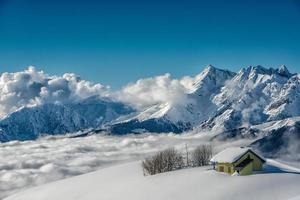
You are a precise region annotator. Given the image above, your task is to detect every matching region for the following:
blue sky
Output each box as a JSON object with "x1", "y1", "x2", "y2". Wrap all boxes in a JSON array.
[{"x1": 0, "y1": 0, "x2": 299, "y2": 88}]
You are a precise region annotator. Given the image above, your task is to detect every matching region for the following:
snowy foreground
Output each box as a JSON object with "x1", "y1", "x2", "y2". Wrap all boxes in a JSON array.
[
  {"x1": 0, "y1": 132, "x2": 252, "y2": 199},
  {"x1": 1, "y1": 132, "x2": 299, "y2": 200},
  {"x1": 5, "y1": 159, "x2": 300, "y2": 200}
]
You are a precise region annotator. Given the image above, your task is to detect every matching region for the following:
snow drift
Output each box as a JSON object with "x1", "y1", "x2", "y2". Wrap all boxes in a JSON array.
[{"x1": 5, "y1": 160, "x2": 300, "y2": 200}]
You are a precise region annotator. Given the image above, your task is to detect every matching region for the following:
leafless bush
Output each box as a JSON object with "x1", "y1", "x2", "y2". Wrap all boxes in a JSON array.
[
  {"x1": 142, "y1": 148, "x2": 184, "y2": 175},
  {"x1": 191, "y1": 145, "x2": 213, "y2": 167}
]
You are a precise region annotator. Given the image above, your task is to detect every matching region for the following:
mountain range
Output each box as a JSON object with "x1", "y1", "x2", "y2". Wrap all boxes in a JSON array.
[
  {"x1": 109, "y1": 65, "x2": 300, "y2": 133},
  {"x1": 0, "y1": 65, "x2": 299, "y2": 156}
]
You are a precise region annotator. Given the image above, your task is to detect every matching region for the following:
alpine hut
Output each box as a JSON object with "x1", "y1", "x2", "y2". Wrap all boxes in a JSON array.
[{"x1": 210, "y1": 147, "x2": 265, "y2": 175}]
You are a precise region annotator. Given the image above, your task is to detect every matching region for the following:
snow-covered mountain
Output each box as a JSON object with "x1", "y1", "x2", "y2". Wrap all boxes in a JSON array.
[
  {"x1": 0, "y1": 96, "x2": 134, "y2": 142},
  {"x1": 0, "y1": 65, "x2": 299, "y2": 142},
  {"x1": 200, "y1": 65, "x2": 299, "y2": 131},
  {"x1": 108, "y1": 65, "x2": 236, "y2": 134},
  {"x1": 109, "y1": 65, "x2": 300, "y2": 135}
]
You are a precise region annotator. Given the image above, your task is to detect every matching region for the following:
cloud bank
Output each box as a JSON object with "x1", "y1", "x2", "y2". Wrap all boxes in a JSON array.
[
  {"x1": 118, "y1": 73, "x2": 191, "y2": 110},
  {"x1": 0, "y1": 67, "x2": 197, "y2": 117},
  {"x1": 0, "y1": 67, "x2": 109, "y2": 118}
]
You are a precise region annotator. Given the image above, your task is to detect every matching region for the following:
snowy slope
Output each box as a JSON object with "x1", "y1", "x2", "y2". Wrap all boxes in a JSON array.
[
  {"x1": 0, "y1": 131, "x2": 256, "y2": 199},
  {"x1": 266, "y1": 74, "x2": 300, "y2": 120},
  {"x1": 0, "y1": 123, "x2": 298, "y2": 199},
  {"x1": 0, "y1": 96, "x2": 134, "y2": 142},
  {"x1": 251, "y1": 118, "x2": 300, "y2": 159},
  {"x1": 5, "y1": 160, "x2": 300, "y2": 200},
  {"x1": 209, "y1": 116, "x2": 300, "y2": 159}
]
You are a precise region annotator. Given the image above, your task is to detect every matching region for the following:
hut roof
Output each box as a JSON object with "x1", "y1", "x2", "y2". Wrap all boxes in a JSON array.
[{"x1": 210, "y1": 147, "x2": 265, "y2": 163}]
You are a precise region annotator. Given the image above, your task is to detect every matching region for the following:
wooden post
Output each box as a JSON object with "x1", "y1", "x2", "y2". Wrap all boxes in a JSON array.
[{"x1": 185, "y1": 143, "x2": 189, "y2": 167}]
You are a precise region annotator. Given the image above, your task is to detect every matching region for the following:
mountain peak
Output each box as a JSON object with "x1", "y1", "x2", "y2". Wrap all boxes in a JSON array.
[
  {"x1": 238, "y1": 65, "x2": 293, "y2": 79},
  {"x1": 206, "y1": 64, "x2": 215, "y2": 70},
  {"x1": 251, "y1": 65, "x2": 271, "y2": 74},
  {"x1": 202, "y1": 65, "x2": 216, "y2": 74},
  {"x1": 277, "y1": 65, "x2": 291, "y2": 77},
  {"x1": 236, "y1": 65, "x2": 274, "y2": 78},
  {"x1": 203, "y1": 65, "x2": 235, "y2": 76},
  {"x1": 189, "y1": 65, "x2": 236, "y2": 94}
]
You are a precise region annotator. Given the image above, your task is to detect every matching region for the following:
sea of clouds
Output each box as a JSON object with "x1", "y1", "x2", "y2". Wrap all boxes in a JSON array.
[{"x1": 0, "y1": 132, "x2": 253, "y2": 199}]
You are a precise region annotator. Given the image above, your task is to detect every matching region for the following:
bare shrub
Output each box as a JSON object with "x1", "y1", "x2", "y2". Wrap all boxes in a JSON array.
[
  {"x1": 191, "y1": 145, "x2": 213, "y2": 167},
  {"x1": 142, "y1": 148, "x2": 184, "y2": 175}
]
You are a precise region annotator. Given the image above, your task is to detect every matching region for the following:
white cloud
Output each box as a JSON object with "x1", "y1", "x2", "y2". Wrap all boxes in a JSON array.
[
  {"x1": 0, "y1": 67, "x2": 110, "y2": 118},
  {"x1": 179, "y1": 76, "x2": 196, "y2": 92},
  {"x1": 0, "y1": 67, "x2": 203, "y2": 116},
  {"x1": 117, "y1": 73, "x2": 191, "y2": 110}
]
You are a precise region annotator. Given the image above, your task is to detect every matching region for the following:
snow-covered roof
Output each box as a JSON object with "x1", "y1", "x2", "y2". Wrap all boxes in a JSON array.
[{"x1": 210, "y1": 147, "x2": 251, "y2": 163}]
